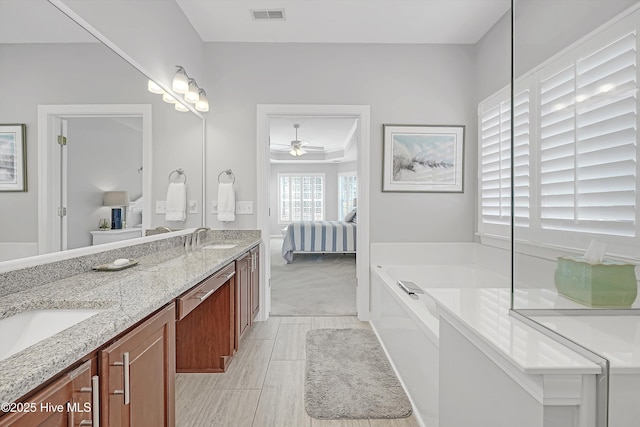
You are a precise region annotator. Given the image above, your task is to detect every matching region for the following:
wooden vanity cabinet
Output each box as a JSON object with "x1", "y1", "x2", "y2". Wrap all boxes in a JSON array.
[
  {"x1": 175, "y1": 262, "x2": 236, "y2": 372},
  {"x1": 235, "y1": 245, "x2": 260, "y2": 346},
  {"x1": 100, "y1": 304, "x2": 175, "y2": 427},
  {"x1": 236, "y1": 252, "x2": 251, "y2": 344},
  {"x1": 250, "y1": 245, "x2": 260, "y2": 320},
  {"x1": 0, "y1": 359, "x2": 96, "y2": 427}
]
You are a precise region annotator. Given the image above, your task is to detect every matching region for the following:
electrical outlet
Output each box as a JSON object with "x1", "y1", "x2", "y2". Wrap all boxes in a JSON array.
[
  {"x1": 188, "y1": 200, "x2": 198, "y2": 214},
  {"x1": 156, "y1": 201, "x2": 166, "y2": 214},
  {"x1": 236, "y1": 201, "x2": 254, "y2": 214}
]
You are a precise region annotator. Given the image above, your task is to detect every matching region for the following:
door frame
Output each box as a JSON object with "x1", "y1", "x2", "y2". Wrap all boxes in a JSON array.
[
  {"x1": 37, "y1": 104, "x2": 152, "y2": 255},
  {"x1": 256, "y1": 104, "x2": 371, "y2": 321}
]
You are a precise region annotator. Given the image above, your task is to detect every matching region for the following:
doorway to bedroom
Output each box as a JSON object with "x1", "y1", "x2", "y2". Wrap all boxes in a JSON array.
[
  {"x1": 268, "y1": 116, "x2": 359, "y2": 315},
  {"x1": 256, "y1": 104, "x2": 370, "y2": 320}
]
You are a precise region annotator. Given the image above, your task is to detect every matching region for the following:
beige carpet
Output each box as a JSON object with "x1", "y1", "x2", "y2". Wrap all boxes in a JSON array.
[
  {"x1": 270, "y1": 237, "x2": 356, "y2": 316},
  {"x1": 305, "y1": 329, "x2": 412, "y2": 419}
]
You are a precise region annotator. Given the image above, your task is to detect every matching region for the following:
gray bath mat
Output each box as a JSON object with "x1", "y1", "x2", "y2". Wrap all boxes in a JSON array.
[{"x1": 304, "y1": 328, "x2": 412, "y2": 419}]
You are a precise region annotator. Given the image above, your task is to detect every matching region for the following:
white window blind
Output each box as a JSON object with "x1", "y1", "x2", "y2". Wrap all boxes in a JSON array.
[
  {"x1": 338, "y1": 172, "x2": 357, "y2": 219},
  {"x1": 278, "y1": 174, "x2": 325, "y2": 223},
  {"x1": 539, "y1": 31, "x2": 637, "y2": 237},
  {"x1": 478, "y1": 88, "x2": 530, "y2": 233}
]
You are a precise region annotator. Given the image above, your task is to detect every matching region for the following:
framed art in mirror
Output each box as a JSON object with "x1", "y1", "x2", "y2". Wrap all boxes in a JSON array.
[
  {"x1": 0, "y1": 124, "x2": 27, "y2": 192},
  {"x1": 382, "y1": 124, "x2": 464, "y2": 193}
]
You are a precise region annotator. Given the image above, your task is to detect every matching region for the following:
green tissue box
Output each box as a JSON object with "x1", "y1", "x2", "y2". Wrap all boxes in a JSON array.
[{"x1": 554, "y1": 256, "x2": 638, "y2": 308}]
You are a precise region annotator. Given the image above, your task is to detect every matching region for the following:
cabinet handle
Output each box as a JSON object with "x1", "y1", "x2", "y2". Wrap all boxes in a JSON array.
[
  {"x1": 196, "y1": 288, "x2": 215, "y2": 302},
  {"x1": 226, "y1": 271, "x2": 236, "y2": 280},
  {"x1": 112, "y1": 352, "x2": 130, "y2": 405},
  {"x1": 78, "y1": 375, "x2": 99, "y2": 426}
]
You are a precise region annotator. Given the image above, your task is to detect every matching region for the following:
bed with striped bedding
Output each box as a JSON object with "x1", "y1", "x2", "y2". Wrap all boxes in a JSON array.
[{"x1": 282, "y1": 221, "x2": 357, "y2": 263}]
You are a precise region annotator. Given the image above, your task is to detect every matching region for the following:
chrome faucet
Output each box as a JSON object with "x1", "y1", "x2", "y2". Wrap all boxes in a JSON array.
[
  {"x1": 191, "y1": 227, "x2": 210, "y2": 249},
  {"x1": 154, "y1": 226, "x2": 173, "y2": 233}
]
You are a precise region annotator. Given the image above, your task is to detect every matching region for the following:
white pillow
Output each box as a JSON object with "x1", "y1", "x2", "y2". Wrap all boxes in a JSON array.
[{"x1": 344, "y1": 208, "x2": 357, "y2": 222}]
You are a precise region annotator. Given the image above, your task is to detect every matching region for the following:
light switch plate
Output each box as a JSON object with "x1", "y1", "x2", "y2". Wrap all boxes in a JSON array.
[
  {"x1": 236, "y1": 201, "x2": 254, "y2": 214},
  {"x1": 211, "y1": 201, "x2": 218, "y2": 214},
  {"x1": 156, "y1": 201, "x2": 166, "y2": 214},
  {"x1": 188, "y1": 200, "x2": 198, "y2": 214}
]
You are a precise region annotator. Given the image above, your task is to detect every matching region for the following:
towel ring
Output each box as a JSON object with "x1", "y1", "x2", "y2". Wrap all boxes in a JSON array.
[
  {"x1": 169, "y1": 168, "x2": 187, "y2": 183},
  {"x1": 218, "y1": 169, "x2": 235, "y2": 184}
]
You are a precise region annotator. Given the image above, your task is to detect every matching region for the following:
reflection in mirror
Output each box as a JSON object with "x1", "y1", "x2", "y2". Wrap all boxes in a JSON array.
[{"x1": 0, "y1": 0, "x2": 204, "y2": 262}]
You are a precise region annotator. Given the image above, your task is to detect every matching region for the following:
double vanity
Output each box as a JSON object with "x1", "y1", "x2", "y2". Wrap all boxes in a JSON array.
[{"x1": 0, "y1": 230, "x2": 261, "y2": 426}]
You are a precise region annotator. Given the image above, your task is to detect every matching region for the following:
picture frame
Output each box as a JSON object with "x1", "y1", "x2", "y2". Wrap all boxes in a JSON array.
[
  {"x1": 0, "y1": 124, "x2": 27, "y2": 192},
  {"x1": 382, "y1": 124, "x2": 464, "y2": 193}
]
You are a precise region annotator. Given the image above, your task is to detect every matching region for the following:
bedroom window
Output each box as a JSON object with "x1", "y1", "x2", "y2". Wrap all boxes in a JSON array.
[
  {"x1": 278, "y1": 173, "x2": 325, "y2": 223},
  {"x1": 477, "y1": 9, "x2": 639, "y2": 256},
  {"x1": 338, "y1": 172, "x2": 357, "y2": 219}
]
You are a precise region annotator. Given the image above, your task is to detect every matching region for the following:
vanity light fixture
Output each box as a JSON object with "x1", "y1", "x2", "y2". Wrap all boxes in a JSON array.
[
  {"x1": 162, "y1": 92, "x2": 177, "y2": 104},
  {"x1": 196, "y1": 89, "x2": 210, "y2": 112},
  {"x1": 147, "y1": 79, "x2": 164, "y2": 94},
  {"x1": 185, "y1": 78, "x2": 200, "y2": 104},
  {"x1": 175, "y1": 102, "x2": 189, "y2": 112},
  {"x1": 172, "y1": 66, "x2": 189, "y2": 94}
]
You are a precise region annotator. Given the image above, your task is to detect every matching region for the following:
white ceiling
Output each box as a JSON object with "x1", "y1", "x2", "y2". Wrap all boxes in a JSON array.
[
  {"x1": 269, "y1": 117, "x2": 358, "y2": 163},
  {"x1": 176, "y1": 0, "x2": 510, "y2": 44}
]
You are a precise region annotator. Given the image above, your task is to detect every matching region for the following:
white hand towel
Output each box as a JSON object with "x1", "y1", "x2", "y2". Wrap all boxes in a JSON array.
[
  {"x1": 165, "y1": 182, "x2": 186, "y2": 221},
  {"x1": 217, "y1": 182, "x2": 235, "y2": 222}
]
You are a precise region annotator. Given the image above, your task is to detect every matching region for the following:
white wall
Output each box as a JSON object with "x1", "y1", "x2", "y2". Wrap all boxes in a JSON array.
[
  {"x1": 57, "y1": 0, "x2": 205, "y2": 90},
  {"x1": 0, "y1": 42, "x2": 203, "y2": 250},
  {"x1": 66, "y1": 117, "x2": 142, "y2": 249},
  {"x1": 268, "y1": 163, "x2": 341, "y2": 233},
  {"x1": 204, "y1": 42, "x2": 477, "y2": 243}
]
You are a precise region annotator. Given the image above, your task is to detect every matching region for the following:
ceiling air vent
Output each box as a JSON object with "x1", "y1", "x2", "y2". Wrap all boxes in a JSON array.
[{"x1": 250, "y1": 9, "x2": 286, "y2": 21}]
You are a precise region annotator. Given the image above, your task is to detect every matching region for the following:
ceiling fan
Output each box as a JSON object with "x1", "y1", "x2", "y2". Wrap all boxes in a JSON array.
[{"x1": 272, "y1": 124, "x2": 325, "y2": 157}]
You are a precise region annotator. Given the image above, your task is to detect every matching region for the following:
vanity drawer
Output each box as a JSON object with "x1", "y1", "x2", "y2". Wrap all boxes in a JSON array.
[{"x1": 177, "y1": 263, "x2": 236, "y2": 320}]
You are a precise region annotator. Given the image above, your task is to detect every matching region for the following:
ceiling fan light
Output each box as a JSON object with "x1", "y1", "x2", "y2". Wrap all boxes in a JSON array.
[{"x1": 172, "y1": 66, "x2": 189, "y2": 94}]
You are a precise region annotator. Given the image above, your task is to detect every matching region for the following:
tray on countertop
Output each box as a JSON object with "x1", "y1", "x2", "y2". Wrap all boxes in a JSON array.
[{"x1": 92, "y1": 259, "x2": 139, "y2": 271}]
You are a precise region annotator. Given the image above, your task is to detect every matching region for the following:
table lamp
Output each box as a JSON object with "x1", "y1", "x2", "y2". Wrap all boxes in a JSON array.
[{"x1": 103, "y1": 191, "x2": 129, "y2": 229}]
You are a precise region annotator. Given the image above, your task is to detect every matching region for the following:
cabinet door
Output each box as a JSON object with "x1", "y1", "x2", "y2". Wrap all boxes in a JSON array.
[
  {"x1": 236, "y1": 253, "x2": 251, "y2": 341},
  {"x1": 0, "y1": 359, "x2": 95, "y2": 427},
  {"x1": 176, "y1": 263, "x2": 236, "y2": 372},
  {"x1": 100, "y1": 304, "x2": 175, "y2": 427},
  {"x1": 250, "y1": 246, "x2": 260, "y2": 319}
]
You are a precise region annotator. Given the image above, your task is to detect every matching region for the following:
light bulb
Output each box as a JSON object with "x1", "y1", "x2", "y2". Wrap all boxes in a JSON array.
[
  {"x1": 172, "y1": 66, "x2": 189, "y2": 94},
  {"x1": 162, "y1": 92, "x2": 177, "y2": 104},
  {"x1": 290, "y1": 148, "x2": 297, "y2": 156},
  {"x1": 175, "y1": 102, "x2": 189, "y2": 112},
  {"x1": 185, "y1": 79, "x2": 199, "y2": 104},
  {"x1": 196, "y1": 89, "x2": 209, "y2": 112},
  {"x1": 147, "y1": 79, "x2": 163, "y2": 94}
]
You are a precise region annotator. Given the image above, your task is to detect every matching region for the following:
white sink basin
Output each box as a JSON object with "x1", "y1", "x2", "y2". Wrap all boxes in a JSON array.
[
  {"x1": 203, "y1": 244, "x2": 237, "y2": 250},
  {"x1": 0, "y1": 309, "x2": 104, "y2": 361}
]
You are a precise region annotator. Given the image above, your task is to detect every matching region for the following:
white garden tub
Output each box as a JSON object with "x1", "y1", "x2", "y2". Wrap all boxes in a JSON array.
[{"x1": 369, "y1": 243, "x2": 510, "y2": 427}]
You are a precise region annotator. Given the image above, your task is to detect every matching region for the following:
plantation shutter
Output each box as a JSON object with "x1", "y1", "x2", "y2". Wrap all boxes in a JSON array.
[
  {"x1": 539, "y1": 30, "x2": 637, "y2": 237},
  {"x1": 479, "y1": 87, "x2": 530, "y2": 232}
]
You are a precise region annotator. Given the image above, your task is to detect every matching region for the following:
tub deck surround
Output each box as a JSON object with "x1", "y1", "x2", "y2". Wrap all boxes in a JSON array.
[{"x1": 0, "y1": 230, "x2": 261, "y2": 404}]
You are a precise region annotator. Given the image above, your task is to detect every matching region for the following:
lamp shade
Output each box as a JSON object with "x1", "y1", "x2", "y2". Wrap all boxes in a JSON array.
[
  {"x1": 103, "y1": 191, "x2": 129, "y2": 207},
  {"x1": 162, "y1": 92, "x2": 177, "y2": 104},
  {"x1": 185, "y1": 79, "x2": 199, "y2": 104},
  {"x1": 195, "y1": 89, "x2": 209, "y2": 112},
  {"x1": 172, "y1": 66, "x2": 189, "y2": 94},
  {"x1": 147, "y1": 79, "x2": 163, "y2": 94},
  {"x1": 175, "y1": 102, "x2": 189, "y2": 112}
]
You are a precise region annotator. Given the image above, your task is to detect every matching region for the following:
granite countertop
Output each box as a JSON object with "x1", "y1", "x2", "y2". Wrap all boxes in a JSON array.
[{"x1": 0, "y1": 235, "x2": 261, "y2": 404}]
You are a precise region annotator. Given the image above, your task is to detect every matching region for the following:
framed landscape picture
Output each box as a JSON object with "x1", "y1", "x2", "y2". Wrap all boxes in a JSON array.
[
  {"x1": 382, "y1": 124, "x2": 464, "y2": 192},
  {"x1": 0, "y1": 124, "x2": 27, "y2": 192}
]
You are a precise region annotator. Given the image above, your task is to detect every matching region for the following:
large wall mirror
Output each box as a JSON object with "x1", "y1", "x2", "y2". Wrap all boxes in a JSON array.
[{"x1": 0, "y1": 0, "x2": 204, "y2": 262}]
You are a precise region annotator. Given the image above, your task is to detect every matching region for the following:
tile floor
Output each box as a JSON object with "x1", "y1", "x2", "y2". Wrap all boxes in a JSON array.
[{"x1": 175, "y1": 316, "x2": 420, "y2": 427}]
